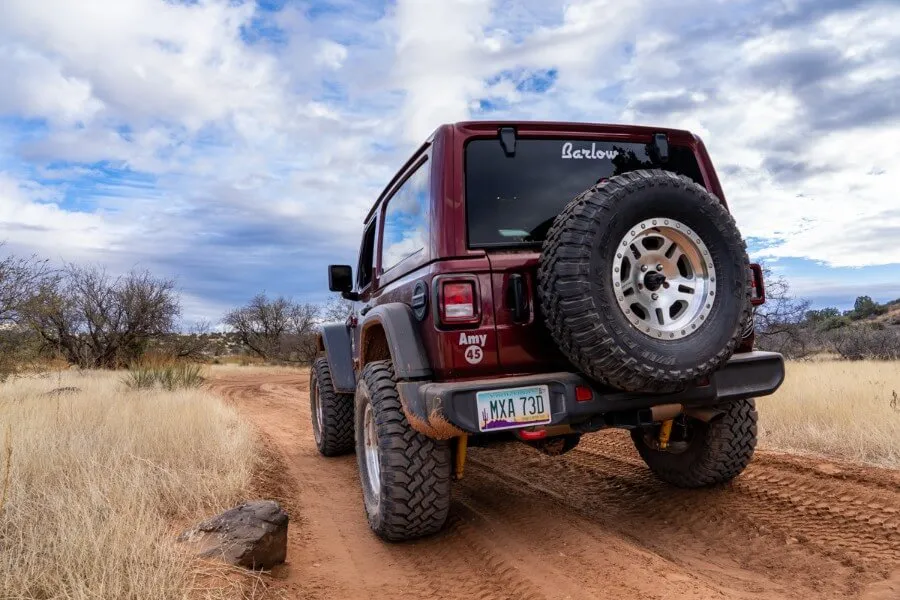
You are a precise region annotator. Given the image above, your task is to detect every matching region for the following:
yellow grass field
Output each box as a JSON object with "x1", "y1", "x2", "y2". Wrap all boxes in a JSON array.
[
  {"x1": 0, "y1": 370, "x2": 256, "y2": 600},
  {"x1": 757, "y1": 359, "x2": 900, "y2": 468},
  {"x1": 1, "y1": 359, "x2": 897, "y2": 599}
]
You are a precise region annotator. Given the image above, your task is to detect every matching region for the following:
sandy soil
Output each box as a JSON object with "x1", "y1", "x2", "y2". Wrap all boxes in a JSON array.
[{"x1": 210, "y1": 371, "x2": 900, "y2": 600}]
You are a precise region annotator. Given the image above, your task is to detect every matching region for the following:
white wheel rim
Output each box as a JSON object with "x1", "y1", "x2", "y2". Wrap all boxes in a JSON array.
[
  {"x1": 612, "y1": 218, "x2": 716, "y2": 340},
  {"x1": 363, "y1": 402, "x2": 381, "y2": 503}
]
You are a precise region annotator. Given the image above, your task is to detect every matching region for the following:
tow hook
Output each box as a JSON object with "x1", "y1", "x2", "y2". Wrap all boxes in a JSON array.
[
  {"x1": 454, "y1": 435, "x2": 468, "y2": 480},
  {"x1": 658, "y1": 419, "x2": 674, "y2": 450}
]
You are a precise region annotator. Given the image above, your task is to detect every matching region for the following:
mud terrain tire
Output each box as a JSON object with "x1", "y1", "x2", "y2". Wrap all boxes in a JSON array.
[
  {"x1": 310, "y1": 358, "x2": 354, "y2": 457},
  {"x1": 631, "y1": 399, "x2": 758, "y2": 487},
  {"x1": 355, "y1": 360, "x2": 452, "y2": 541},
  {"x1": 538, "y1": 169, "x2": 751, "y2": 393}
]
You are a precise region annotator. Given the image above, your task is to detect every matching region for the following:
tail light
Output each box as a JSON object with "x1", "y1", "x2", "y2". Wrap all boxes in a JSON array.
[
  {"x1": 749, "y1": 263, "x2": 766, "y2": 306},
  {"x1": 439, "y1": 279, "x2": 480, "y2": 324},
  {"x1": 575, "y1": 385, "x2": 593, "y2": 402}
]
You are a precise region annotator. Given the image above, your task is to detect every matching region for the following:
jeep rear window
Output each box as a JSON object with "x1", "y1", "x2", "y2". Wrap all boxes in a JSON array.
[{"x1": 465, "y1": 138, "x2": 705, "y2": 247}]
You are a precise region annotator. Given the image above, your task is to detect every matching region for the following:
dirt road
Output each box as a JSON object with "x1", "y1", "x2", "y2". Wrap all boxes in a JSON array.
[{"x1": 211, "y1": 371, "x2": 900, "y2": 600}]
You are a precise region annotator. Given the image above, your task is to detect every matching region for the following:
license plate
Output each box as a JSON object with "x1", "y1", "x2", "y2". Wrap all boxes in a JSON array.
[{"x1": 476, "y1": 385, "x2": 551, "y2": 432}]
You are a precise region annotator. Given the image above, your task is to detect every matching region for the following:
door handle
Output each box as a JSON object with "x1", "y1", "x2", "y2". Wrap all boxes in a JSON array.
[{"x1": 507, "y1": 274, "x2": 528, "y2": 323}]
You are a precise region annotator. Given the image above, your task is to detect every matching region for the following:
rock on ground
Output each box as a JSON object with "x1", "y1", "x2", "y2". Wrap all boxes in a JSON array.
[{"x1": 179, "y1": 500, "x2": 288, "y2": 569}]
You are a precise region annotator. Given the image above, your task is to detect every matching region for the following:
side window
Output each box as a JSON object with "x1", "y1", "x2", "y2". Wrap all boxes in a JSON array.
[
  {"x1": 357, "y1": 220, "x2": 377, "y2": 290},
  {"x1": 381, "y1": 160, "x2": 430, "y2": 273}
]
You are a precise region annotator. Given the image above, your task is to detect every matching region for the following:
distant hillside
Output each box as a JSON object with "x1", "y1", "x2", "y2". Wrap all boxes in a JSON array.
[{"x1": 758, "y1": 295, "x2": 900, "y2": 360}]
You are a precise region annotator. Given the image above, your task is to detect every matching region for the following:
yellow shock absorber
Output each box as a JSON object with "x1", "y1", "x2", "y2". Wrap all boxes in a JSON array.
[
  {"x1": 658, "y1": 419, "x2": 674, "y2": 450},
  {"x1": 454, "y1": 435, "x2": 468, "y2": 480}
]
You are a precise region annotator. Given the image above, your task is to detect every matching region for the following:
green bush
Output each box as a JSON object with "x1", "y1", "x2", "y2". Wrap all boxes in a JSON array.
[
  {"x1": 850, "y1": 295, "x2": 886, "y2": 320},
  {"x1": 123, "y1": 363, "x2": 205, "y2": 391},
  {"x1": 818, "y1": 315, "x2": 851, "y2": 331}
]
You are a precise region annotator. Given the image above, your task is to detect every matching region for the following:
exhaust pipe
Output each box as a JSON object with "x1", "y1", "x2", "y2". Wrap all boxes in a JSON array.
[{"x1": 650, "y1": 403, "x2": 682, "y2": 421}]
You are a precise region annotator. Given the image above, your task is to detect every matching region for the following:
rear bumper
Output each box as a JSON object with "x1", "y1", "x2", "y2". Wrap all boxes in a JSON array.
[{"x1": 396, "y1": 351, "x2": 785, "y2": 436}]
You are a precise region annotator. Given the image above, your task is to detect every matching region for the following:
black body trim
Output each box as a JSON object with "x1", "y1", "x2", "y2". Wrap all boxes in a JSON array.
[{"x1": 320, "y1": 323, "x2": 356, "y2": 394}]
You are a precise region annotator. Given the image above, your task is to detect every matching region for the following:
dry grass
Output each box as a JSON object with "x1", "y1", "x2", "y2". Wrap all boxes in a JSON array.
[
  {"x1": 209, "y1": 355, "x2": 268, "y2": 367},
  {"x1": 0, "y1": 370, "x2": 257, "y2": 600},
  {"x1": 207, "y1": 364, "x2": 307, "y2": 376},
  {"x1": 758, "y1": 359, "x2": 900, "y2": 468}
]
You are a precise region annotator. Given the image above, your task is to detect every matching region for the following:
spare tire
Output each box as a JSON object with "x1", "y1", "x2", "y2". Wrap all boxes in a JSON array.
[{"x1": 538, "y1": 169, "x2": 751, "y2": 393}]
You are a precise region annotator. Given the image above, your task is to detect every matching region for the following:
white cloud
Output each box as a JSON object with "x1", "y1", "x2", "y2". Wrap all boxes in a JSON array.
[
  {"x1": 0, "y1": 47, "x2": 105, "y2": 125},
  {"x1": 0, "y1": 172, "x2": 127, "y2": 257},
  {"x1": 314, "y1": 41, "x2": 348, "y2": 70},
  {"x1": 0, "y1": 0, "x2": 898, "y2": 320}
]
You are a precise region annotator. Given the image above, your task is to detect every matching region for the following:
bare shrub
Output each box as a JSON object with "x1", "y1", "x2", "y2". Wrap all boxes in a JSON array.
[
  {"x1": 150, "y1": 320, "x2": 218, "y2": 362},
  {"x1": 0, "y1": 328, "x2": 46, "y2": 382},
  {"x1": 0, "y1": 370, "x2": 255, "y2": 599},
  {"x1": 22, "y1": 265, "x2": 180, "y2": 369},
  {"x1": 828, "y1": 326, "x2": 900, "y2": 360},
  {"x1": 223, "y1": 293, "x2": 320, "y2": 363}
]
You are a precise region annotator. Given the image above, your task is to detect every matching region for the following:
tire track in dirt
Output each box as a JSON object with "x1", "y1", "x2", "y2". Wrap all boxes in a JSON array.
[
  {"x1": 210, "y1": 370, "x2": 900, "y2": 600},
  {"x1": 578, "y1": 433, "x2": 900, "y2": 563},
  {"x1": 467, "y1": 437, "x2": 900, "y2": 598},
  {"x1": 468, "y1": 445, "x2": 863, "y2": 599}
]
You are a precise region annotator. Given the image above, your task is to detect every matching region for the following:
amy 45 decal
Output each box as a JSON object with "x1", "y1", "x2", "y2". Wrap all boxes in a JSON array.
[{"x1": 458, "y1": 332, "x2": 487, "y2": 365}]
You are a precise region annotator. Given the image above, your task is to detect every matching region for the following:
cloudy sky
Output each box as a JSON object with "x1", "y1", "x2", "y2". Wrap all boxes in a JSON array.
[{"x1": 1, "y1": 0, "x2": 898, "y2": 322}]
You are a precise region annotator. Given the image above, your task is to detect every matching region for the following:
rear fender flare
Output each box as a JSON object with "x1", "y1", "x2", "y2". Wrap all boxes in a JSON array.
[{"x1": 359, "y1": 303, "x2": 432, "y2": 380}]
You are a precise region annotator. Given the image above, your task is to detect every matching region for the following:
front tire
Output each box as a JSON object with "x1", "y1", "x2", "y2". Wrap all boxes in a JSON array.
[
  {"x1": 631, "y1": 399, "x2": 758, "y2": 487},
  {"x1": 355, "y1": 360, "x2": 452, "y2": 541},
  {"x1": 310, "y1": 358, "x2": 354, "y2": 457}
]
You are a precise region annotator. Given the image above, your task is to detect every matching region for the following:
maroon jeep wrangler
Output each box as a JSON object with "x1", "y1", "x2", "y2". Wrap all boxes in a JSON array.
[{"x1": 313, "y1": 121, "x2": 784, "y2": 542}]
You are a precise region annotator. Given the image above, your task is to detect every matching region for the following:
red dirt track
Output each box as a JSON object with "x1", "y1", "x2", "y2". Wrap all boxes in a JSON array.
[{"x1": 211, "y1": 370, "x2": 900, "y2": 600}]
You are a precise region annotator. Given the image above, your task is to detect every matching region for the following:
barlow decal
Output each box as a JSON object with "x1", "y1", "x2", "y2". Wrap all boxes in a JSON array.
[{"x1": 561, "y1": 142, "x2": 619, "y2": 160}]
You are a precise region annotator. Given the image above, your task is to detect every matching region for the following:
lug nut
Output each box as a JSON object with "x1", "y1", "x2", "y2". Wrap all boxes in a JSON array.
[
  {"x1": 656, "y1": 264, "x2": 663, "y2": 271},
  {"x1": 641, "y1": 265, "x2": 648, "y2": 272},
  {"x1": 651, "y1": 293, "x2": 659, "y2": 300}
]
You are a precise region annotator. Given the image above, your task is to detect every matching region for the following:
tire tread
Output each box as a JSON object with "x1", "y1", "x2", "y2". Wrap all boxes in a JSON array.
[
  {"x1": 357, "y1": 360, "x2": 451, "y2": 541},
  {"x1": 633, "y1": 399, "x2": 758, "y2": 487},
  {"x1": 312, "y1": 357, "x2": 354, "y2": 456}
]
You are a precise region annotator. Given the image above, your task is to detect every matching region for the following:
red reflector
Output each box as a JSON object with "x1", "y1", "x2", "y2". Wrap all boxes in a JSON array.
[
  {"x1": 575, "y1": 385, "x2": 593, "y2": 402},
  {"x1": 518, "y1": 428, "x2": 547, "y2": 441},
  {"x1": 696, "y1": 376, "x2": 710, "y2": 387},
  {"x1": 441, "y1": 281, "x2": 476, "y2": 322}
]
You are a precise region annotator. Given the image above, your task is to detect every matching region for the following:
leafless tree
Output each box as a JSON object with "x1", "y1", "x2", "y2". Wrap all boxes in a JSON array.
[
  {"x1": 0, "y1": 245, "x2": 56, "y2": 379},
  {"x1": 0, "y1": 245, "x2": 52, "y2": 325},
  {"x1": 223, "y1": 293, "x2": 321, "y2": 362},
  {"x1": 21, "y1": 265, "x2": 180, "y2": 368},
  {"x1": 321, "y1": 296, "x2": 355, "y2": 323},
  {"x1": 154, "y1": 320, "x2": 214, "y2": 361},
  {"x1": 753, "y1": 265, "x2": 813, "y2": 358}
]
